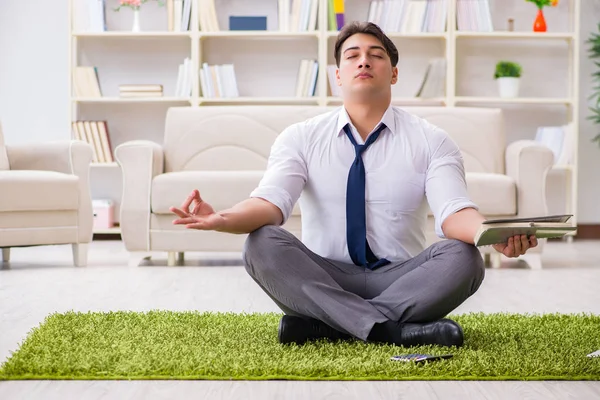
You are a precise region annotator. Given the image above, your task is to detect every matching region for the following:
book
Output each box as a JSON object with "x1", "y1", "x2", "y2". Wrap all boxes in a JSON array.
[{"x1": 474, "y1": 214, "x2": 577, "y2": 247}]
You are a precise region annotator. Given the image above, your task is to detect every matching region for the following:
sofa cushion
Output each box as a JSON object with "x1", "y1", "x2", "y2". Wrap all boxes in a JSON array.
[
  {"x1": 152, "y1": 171, "x2": 306, "y2": 215},
  {"x1": 465, "y1": 172, "x2": 516, "y2": 216},
  {"x1": 152, "y1": 171, "x2": 513, "y2": 218},
  {"x1": 0, "y1": 123, "x2": 9, "y2": 170},
  {"x1": 0, "y1": 171, "x2": 79, "y2": 212}
]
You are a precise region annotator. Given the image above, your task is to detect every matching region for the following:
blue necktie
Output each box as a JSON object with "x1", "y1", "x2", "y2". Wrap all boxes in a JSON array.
[{"x1": 344, "y1": 123, "x2": 390, "y2": 270}]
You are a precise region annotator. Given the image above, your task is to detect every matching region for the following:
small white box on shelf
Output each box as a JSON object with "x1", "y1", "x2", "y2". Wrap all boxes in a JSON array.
[{"x1": 92, "y1": 199, "x2": 115, "y2": 230}]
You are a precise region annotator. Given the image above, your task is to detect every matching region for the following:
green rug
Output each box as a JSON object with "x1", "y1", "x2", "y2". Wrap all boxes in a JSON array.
[{"x1": 1, "y1": 311, "x2": 599, "y2": 381}]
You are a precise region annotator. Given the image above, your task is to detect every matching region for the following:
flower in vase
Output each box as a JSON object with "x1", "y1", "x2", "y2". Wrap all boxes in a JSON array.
[
  {"x1": 114, "y1": 0, "x2": 164, "y2": 12},
  {"x1": 525, "y1": 0, "x2": 559, "y2": 9}
]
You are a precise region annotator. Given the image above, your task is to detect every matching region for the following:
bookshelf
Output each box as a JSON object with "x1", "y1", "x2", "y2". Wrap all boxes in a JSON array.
[{"x1": 68, "y1": 0, "x2": 581, "y2": 235}]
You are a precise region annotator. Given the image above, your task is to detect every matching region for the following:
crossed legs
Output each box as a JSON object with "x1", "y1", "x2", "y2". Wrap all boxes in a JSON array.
[{"x1": 243, "y1": 225, "x2": 485, "y2": 342}]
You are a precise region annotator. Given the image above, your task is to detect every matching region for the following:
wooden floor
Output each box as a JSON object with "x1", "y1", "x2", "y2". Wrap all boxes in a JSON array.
[{"x1": 1, "y1": 239, "x2": 599, "y2": 399}]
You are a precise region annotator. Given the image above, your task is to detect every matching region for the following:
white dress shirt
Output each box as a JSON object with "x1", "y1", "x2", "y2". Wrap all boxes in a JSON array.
[{"x1": 249, "y1": 105, "x2": 478, "y2": 264}]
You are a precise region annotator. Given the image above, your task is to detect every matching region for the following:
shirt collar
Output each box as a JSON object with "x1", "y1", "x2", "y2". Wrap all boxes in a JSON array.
[{"x1": 336, "y1": 104, "x2": 396, "y2": 140}]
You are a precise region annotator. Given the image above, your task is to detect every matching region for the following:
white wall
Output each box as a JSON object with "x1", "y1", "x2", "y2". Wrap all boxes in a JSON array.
[
  {"x1": 0, "y1": 0, "x2": 599, "y2": 223},
  {"x1": 0, "y1": 0, "x2": 69, "y2": 144}
]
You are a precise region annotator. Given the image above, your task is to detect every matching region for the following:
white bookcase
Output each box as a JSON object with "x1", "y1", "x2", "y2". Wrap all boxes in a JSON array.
[{"x1": 68, "y1": 0, "x2": 581, "y2": 234}]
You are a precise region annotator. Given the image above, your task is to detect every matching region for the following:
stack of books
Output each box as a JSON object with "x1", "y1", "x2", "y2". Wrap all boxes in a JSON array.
[
  {"x1": 199, "y1": 63, "x2": 239, "y2": 98},
  {"x1": 278, "y1": 0, "x2": 319, "y2": 32},
  {"x1": 71, "y1": 120, "x2": 113, "y2": 164},
  {"x1": 119, "y1": 84, "x2": 163, "y2": 98},
  {"x1": 295, "y1": 59, "x2": 318, "y2": 97}
]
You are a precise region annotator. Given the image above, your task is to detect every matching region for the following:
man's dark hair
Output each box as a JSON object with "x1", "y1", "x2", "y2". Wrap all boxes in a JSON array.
[{"x1": 334, "y1": 21, "x2": 399, "y2": 68}]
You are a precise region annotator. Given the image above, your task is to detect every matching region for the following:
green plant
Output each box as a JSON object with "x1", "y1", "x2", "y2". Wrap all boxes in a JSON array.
[
  {"x1": 525, "y1": 0, "x2": 559, "y2": 10},
  {"x1": 588, "y1": 22, "x2": 600, "y2": 145},
  {"x1": 494, "y1": 61, "x2": 522, "y2": 79}
]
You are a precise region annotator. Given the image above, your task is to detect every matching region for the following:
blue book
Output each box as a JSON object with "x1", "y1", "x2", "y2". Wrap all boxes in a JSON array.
[{"x1": 229, "y1": 16, "x2": 267, "y2": 31}]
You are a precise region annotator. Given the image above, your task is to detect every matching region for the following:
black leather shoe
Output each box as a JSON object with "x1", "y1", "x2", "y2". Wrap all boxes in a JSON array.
[
  {"x1": 399, "y1": 318, "x2": 464, "y2": 347},
  {"x1": 278, "y1": 315, "x2": 352, "y2": 345}
]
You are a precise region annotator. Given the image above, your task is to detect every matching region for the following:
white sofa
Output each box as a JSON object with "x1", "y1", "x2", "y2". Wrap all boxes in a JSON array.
[
  {"x1": 115, "y1": 106, "x2": 554, "y2": 268},
  {"x1": 0, "y1": 124, "x2": 94, "y2": 266}
]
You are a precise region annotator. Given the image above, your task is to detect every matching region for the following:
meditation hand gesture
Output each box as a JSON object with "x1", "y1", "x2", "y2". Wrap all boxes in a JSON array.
[
  {"x1": 170, "y1": 189, "x2": 225, "y2": 231},
  {"x1": 492, "y1": 234, "x2": 538, "y2": 258}
]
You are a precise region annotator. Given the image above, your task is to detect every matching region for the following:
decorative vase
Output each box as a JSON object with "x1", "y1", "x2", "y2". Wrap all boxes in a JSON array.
[
  {"x1": 132, "y1": 9, "x2": 141, "y2": 32},
  {"x1": 533, "y1": 9, "x2": 547, "y2": 32},
  {"x1": 497, "y1": 77, "x2": 520, "y2": 98}
]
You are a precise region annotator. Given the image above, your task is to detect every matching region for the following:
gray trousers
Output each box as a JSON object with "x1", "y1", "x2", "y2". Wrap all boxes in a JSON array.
[{"x1": 243, "y1": 225, "x2": 485, "y2": 341}]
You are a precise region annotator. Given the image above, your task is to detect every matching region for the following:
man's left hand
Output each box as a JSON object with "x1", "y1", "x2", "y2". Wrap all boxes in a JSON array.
[{"x1": 493, "y1": 234, "x2": 538, "y2": 258}]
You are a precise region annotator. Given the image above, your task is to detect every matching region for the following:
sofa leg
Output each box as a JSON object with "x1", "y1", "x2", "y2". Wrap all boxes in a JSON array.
[
  {"x1": 128, "y1": 252, "x2": 152, "y2": 267},
  {"x1": 2, "y1": 248, "x2": 9, "y2": 262},
  {"x1": 483, "y1": 252, "x2": 502, "y2": 268},
  {"x1": 167, "y1": 252, "x2": 177, "y2": 266},
  {"x1": 178, "y1": 252, "x2": 185, "y2": 265},
  {"x1": 491, "y1": 253, "x2": 502, "y2": 269},
  {"x1": 72, "y1": 244, "x2": 88, "y2": 267},
  {"x1": 483, "y1": 252, "x2": 491, "y2": 267}
]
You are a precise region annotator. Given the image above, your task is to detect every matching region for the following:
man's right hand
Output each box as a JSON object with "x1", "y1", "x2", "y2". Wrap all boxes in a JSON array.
[{"x1": 170, "y1": 189, "x2": 226, "y2": 231}]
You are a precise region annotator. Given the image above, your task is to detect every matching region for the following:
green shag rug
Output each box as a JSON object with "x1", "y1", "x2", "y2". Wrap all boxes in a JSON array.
[{"x1": 1, "y1": 311, "x2": 599, "y2": 381}]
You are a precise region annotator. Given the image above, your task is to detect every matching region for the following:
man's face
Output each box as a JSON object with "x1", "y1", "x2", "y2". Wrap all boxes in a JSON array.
[{"x1": 336, "y1": 33, "x2": 398, "y2": 98}]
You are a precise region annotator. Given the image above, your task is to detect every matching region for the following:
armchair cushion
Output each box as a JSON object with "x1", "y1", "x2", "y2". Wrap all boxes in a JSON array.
[{"x1": 0, "y1": 170, "x2": 79, "y2": 212}]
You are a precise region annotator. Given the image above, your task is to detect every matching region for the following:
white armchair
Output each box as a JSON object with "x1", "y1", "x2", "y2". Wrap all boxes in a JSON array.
[{"x1": 0, "y1": 124, "x2": 94, "y2": 266}]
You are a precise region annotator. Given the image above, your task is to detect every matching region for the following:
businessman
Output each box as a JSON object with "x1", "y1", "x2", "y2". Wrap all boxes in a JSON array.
[{"x1": 171, "y1": 21, "x2": 538, "y2": 347}]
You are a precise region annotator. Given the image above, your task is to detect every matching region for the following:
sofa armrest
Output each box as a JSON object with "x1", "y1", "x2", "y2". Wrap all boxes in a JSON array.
[
  {"x1": 505, "y1": 140, "x2": 554, "y2": 219},
  {"x1": 6, "y1": 140, "x2": 94, "y2": 243},
  {"x1": 115, "y1": 140, "x2": 164, "y2": 251}
]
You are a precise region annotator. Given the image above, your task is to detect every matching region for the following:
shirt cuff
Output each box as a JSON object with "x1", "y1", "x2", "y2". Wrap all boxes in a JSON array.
[
  {"x1": 435, "y1": 199, "x2": 479, "y2": 238},
  {"x1": 249, "y1": 185, "x2": 294, "y2": 224}
]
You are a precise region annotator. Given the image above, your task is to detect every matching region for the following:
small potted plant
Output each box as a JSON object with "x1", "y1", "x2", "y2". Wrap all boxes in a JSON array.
[{"x1": 494, "y1": 61, "x2": 522, "y2": 98}]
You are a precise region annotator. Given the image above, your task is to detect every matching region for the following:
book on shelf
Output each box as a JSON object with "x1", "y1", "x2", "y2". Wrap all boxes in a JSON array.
[
  {"x1": 456, "y1": 0, "x2": 493, "y2": 32},
  {"x1": 72, "y1": 0, "x2": 106, "y2": 32},
  {"x1": 199, "y1": 63, "x2": 239, "y2": 98},
  {"x1": 474, "y1": 214, "x2": 576, "y2": 247},
  {"x1": 278, "y1": 0, "x2": 319, "y2": 32},
  {"x1": 71, "y1": 120, "x2": 114, "y2": 164},
  {"x1": 415, "y1": 58, "x2": 446, "y2": 98},
  {"x1": 367, "y1": 0, "x2": 448, "y2": 33},
  {"x1": 295, "y1": 59, "x2": 318, "y2": 97},
  {"x1": 119, "y1": 84, "x2": 164, "y2": 98},
  {"x1": 230, "y1": 16, "x2": 268, "y2": 31},
  {"x1": 327, "y1": 0, "x2": 344, "y2": 31},
  {"x1": 175, "y1": 58, "x2": 193, "y2": 97},
  {"x1": 181, "y1": 0, "x2": 193, "y2": 31},
  {"x1": 198, "y1": 0, "x2": 220, "y2": 31},
  {"x1": 73, "y1": 66, "x2": 102, "y2": 97},
  {"x1": 167, "y1": 0, "x2": 192, "y2": 31}
]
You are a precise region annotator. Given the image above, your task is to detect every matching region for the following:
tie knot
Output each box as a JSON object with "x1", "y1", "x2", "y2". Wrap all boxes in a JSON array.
[
  {"x1": 343, "y1": 123, "x2": 387, "y2": 156},
  {"x1": 355, "y1": 143, "x2": 367, "y2": 155}
]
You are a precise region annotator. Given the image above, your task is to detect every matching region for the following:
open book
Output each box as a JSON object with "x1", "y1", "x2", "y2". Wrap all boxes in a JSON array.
[{"x1": 474, "y1": 214, "x2": 577, "y2": 247}]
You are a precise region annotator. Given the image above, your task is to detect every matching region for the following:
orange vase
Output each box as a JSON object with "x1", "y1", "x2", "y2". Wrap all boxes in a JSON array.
[{"x1": 533, "y1": 9, "x2": 547, "y2": 32}]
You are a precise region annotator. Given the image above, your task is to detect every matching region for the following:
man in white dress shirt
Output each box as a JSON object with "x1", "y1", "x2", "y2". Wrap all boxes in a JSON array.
[{"x1": 171, "y1": 21, "x2": 538, "y2": 347}]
